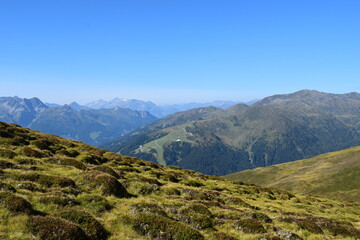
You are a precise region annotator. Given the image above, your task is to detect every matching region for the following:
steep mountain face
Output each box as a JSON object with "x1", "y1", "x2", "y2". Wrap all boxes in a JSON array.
[
  {"x1": 0, "y1": 97, "x2": 157, "y2": 146},
  {"x1": 0, "y1": 122, "x2": 359, "y2": 240},
  {"x1": 104, "y1": 90, "x2": 360, "y2": 175},
  {"x1": 29, "y1": 105, "x2": 157, "y2": 146},
  {"x1": 0, "y1": 97, "x2": 48, "y2": 126},
  {"x1": 224, "y1": 145, "x2": 360, "y2": 203}
]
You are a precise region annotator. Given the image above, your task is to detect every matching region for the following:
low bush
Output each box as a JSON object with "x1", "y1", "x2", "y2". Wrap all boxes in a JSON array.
[
  {"x1": 0, "y1": 159, "x2": 16, "y2": 169},
  {"x1": 16, "y1": 172, "x2": 76, "y2": 188},
  {"x1": 129, "y1": 202, "x2": 167, "y2": 217},
  {"x1": 27, "y1": 216, "x2": 89, "y2": 240},
  {"x1": 131, "y1": 212, "x2": 204, "y2": 240},
  {"x1": 39, "y1": 195, "x2": 78, "y2": 206},
  {"x1": 233, "y1": 218, "x2": 266, "y2": 234},
  {"x1": 0, "y1": 148, "x2": 17, "y2": 158},
  {"x1": 32, "y1": 139, "x2": 53, "y2": 151},
  {"x1": 46, "y1": 157, "x2": 86, "y2": 170},
  {"x1": 183, "y1": 179, "x2": 204, "y2": 187},
  {"x1": 92, "y1": 165, "x2": 119, "y2": 178},
  {"x1": 76, "y1": 194, "x2": 113, "y2": 213},
  {"x1": 0, "y1": 181, "x2": 16, "y2": 192},
  {"x1": 212, "y1": 232, "x2": 238, "y2": 240},
  {"x1": 93, "y1": 174, "x2": 129, "y2": 197},
  {"x1": 0, "y1": 192, "x2": 34, "y2": 214},
  {"x1": 16, "y1": 181, "x2": 43, "y2": 192},
  {"x1": 56, "y1": 208, "x2": 109, "y2": 240},
  {"x1": 126, "y1": 180, "x2": 160, "y2": 195},
  {"x1": 20, "y1": 147, "x2": 45, "y2": 158},
  {"x1": 178, "y1": 204, "x2": 214, "y2": 229}
]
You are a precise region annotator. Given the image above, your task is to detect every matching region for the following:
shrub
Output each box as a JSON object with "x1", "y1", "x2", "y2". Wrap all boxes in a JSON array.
[
  {"x1": 20, "y1": 146, "x2": 45, "y2": 158},
  {"x1": 309, "y1": 216, "x2": 360, "y2": 238},
  {"x1": 93, "y1": 174, "x2": 129, "y2": 197},
  {"x1": 0, "y1": 159, "x2": 16, "y2": 169},
  {"x1": 16, "y1": 181, "x2": 42, "y2": 192},
  {"x1": 127, "y1": 180, "x2": 160, "y2": 195},
  {"x1": 32, "y1": 139, "x2": 53, "y2": 151},
  {"x1": 0, "y1": 129, "x2": 12, "y2": 138},
  {"x1": 15, "y1": 158, "x2": 38, "y2": 165},
  {"x1": 212, "y1": 232, "x2": 238, "y2": 240},
  {"x1": 0, "y1": 148, "x2": 17, "y2": 158},
  {"x1": 164, "y1": 187, "x2": 181, "y2": 196},
  {"x1": 76, "y1": 194, "x2": 112, "y2": 213},
  {"x1": 56, "y1": 208, "x2": 109, "y2": 240},
  {"x1": 225, "y1": 196, "x2": 252, "y2": 208},
  {"x1": 118, "y1": 166, "x2": 141, "y2": 173},
  {"x1": 295, "y1": 218, "x2": 323, "y2": 234},
  {"x1": 78, "y1": 154, "x2": 101, "y2": 165},
  {"x1": 46, "y1": 157, "x2": 86, "y2": 170},
  {"x1": 129, "y1": 202, "x2": 167, "y2": 217},
  {"x1": 27, "y1": 216, "x2": 89, "y2": 240},
  {"x1": 10, "y1": 136, "x2": 29, "y2": 146},
  {"x1": 0, "y1": 181, "x2": 16, "y2": 192},
  {"x1": 92, "y1": 165, "x2": 119, "y2": 178},
  {"x1": 0, "y1": 192, "x2": 33, "y2": 214},
  {"x1": 183, "y1": 179, "x2": 204, "y2": 187},
  {"x1": 178, "y1": 204, "x2": 214, "y2": 229},
  {"x1": 16, "y1": 172, "x2": 76, "y2": 188},
  {"x1": 132, "y1": 212, "x2": 204, "y2": 240},
  {"x1": 57, "y1": 149, "x2": 79, "y2": 157},
  {"x1": 161, "y1": 172, "x2": 180, "y2": 182},
  {"x1": 39, "y1": 195, "x2": 78, "y2": 206},
  {"x1": 138, "y1": 176, "x2": 163, "y2": 186},
  {"x1": 233, "y1": 218, "x2": 266, "y2": 234},
  {"x1": 242, "y1": 211, "x2": 273, "y2": 223}
]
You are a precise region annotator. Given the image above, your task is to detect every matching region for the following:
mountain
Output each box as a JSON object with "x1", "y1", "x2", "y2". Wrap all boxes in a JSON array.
[
  {"x1": 103, "y1": 90, "x2": 360, "y2": 175},
  {"x1": 44, "y1": 102, "x2": 61, "y2": 108},
  {"x1": 224, "y1": 145, "x2": 360, "y2": 203},
  {"x1": 86, "y1": 98, "x2": 243, "y2": 117},
  {"x1": 68, "y1": 102, "x2": 91, "y2": 111},
  {"x1": 159, "y1": 100, "x2": 241, "y2": 115},
  {"x1": 0, "y1": 97, "x2": 157, "y2": 146},
  {"x1": 0, "y1": 121, "x2": 359, "y2": 240},
  {"x1": 86, "y1": 98, "x2": 167, "y2": 118},
  {"x1": 0, "y1": 96, "x2": 48, "y2": 126},
  {"x1": 29, "y1": 105, "x2": 157, "y2": 146}
]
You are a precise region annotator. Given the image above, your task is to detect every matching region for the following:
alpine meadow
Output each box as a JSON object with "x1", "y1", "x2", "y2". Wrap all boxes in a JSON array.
[{"x1": 1, "y1": 1, "x2": 360, "y2": 240}]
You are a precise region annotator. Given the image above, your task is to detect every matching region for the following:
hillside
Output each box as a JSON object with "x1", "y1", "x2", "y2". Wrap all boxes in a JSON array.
[
  {"x1": 104, "y1": 90, "x2": 360, "y2": 175},
  {"x1": 1, "y1": 122, "x2": 360, "y2": 239},
  {"x1": 224, "y1": 146, "x2": 360, "y2": 203}
]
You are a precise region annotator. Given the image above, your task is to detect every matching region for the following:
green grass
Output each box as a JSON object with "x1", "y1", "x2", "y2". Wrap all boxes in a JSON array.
[
  {"x1": 0, "y1": 121, "x2": 359, "y2": 240},
  {"x1": 224, "y1": 146, "x2": 360, "y2": 203}
]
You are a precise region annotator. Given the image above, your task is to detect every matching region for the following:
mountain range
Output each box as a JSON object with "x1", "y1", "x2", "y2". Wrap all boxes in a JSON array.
[
  {"x1": 0, "y1": 97, "x2": 157, "y2": 146},
  {"x1": 85, "y1": 98, "x2": 245, "y2": 117},
  {"x1": 0, "y1": 121, "x2": 359, "y2": 240},
  {"x1": 103, "y1": 90, "x2": 360, "y2": 175}
]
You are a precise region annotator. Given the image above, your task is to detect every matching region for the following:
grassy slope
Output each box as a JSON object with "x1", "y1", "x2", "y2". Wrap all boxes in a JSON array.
[
  {"x1": 225, "y1": 146, "x2": 360, "y2": 203},
  {"x1": 0, "y1": 122, "x2": 359, "y2": 240}
]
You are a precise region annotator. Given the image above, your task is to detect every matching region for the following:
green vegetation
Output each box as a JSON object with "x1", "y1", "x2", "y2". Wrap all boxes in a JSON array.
[
  {"x1": 105, "y1": 90, "x2": 360, "y2": 176},
  {"x1": 225, "y1": 145, "x2": 360, "y2": 203},
  {"x1": 0, "y1": 121, "x2": 359, "y2": 239}
]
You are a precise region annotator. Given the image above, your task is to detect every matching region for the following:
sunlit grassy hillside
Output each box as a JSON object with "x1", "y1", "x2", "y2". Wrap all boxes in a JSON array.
[
  {"x1": 225, "y1": 146, "x2": 360, "y2": 203},
  {"x1": 0, "y1": 121, "x2": 359, "y2": 240}
]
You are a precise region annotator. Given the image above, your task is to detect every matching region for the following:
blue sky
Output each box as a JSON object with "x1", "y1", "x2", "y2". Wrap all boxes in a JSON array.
[{"x1": 0, "y1": 0, "x2": 359, "y2": 104}]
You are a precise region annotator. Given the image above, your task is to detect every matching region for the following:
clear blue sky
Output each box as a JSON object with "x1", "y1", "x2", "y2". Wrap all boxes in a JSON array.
[{"x1": 0, "y1": 0, "x2": 359, "y2": 104}]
